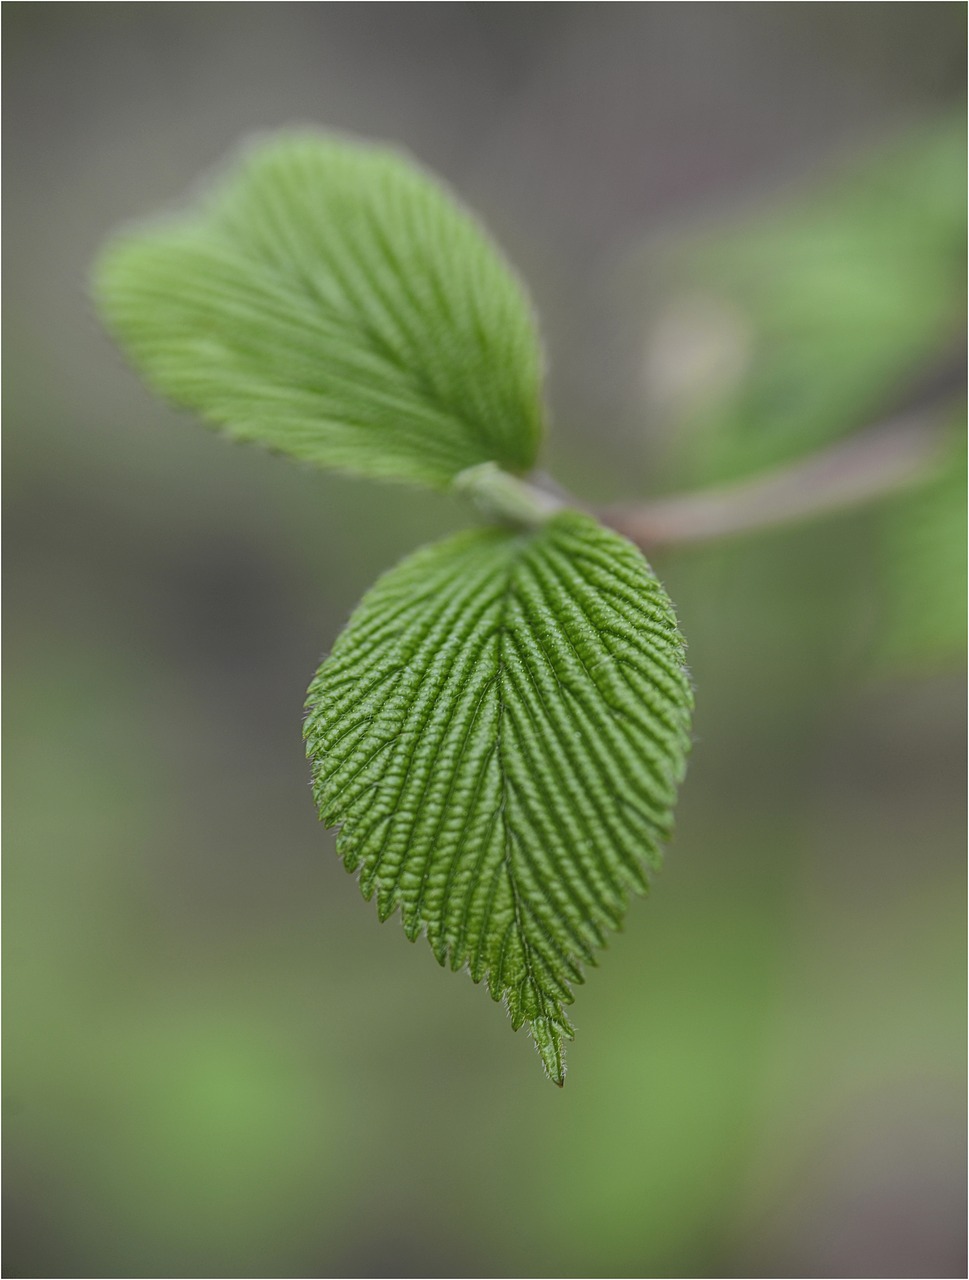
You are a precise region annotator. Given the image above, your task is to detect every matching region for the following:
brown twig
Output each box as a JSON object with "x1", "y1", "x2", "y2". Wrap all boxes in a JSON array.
[{"x1": 596, "y1": 409, "x2": 953, "y2": 552}]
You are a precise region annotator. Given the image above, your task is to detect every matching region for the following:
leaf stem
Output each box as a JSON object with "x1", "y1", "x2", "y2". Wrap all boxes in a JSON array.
[{"x1": 454, "y1": 462, "x2": 567, "y2": 527}]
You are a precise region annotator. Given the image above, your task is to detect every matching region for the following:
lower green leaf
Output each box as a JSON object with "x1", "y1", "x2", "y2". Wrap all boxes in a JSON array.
[{"x1": 304, "y1": 511, "x2": 692, "y2": 1083}]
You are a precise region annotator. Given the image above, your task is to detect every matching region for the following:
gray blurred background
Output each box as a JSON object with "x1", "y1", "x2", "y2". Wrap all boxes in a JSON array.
[{"x1": 4, "y1": 5, "x2": 966, "y2": 1278}]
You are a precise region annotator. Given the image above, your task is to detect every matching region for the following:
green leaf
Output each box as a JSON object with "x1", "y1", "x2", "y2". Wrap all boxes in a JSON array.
[
  {"x1": 877, "y1": 424, "x2": 968, "y2": 669},
  {"x1": 304, "y1": 510, "x2": 692, "y2": 1083},
  {"x1": 94, "y1": 134, "x2": 545, "y2": 489}
]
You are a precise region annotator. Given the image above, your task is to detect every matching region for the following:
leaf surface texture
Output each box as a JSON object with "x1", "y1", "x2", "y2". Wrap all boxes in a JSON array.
[
  {"x1": 304, "y1": 511, "x2": 692, "y2": 1082},
  {"x1": 95, "y1": 134, "x2": 545, "y2": 488}
]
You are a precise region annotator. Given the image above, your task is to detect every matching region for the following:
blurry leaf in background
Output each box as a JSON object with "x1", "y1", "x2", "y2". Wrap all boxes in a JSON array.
[
  {"x1": 636, "y1": 114, "x2": 966, "y2": 674},
  {"x1": 644, "y1": 115, "x2": 965, "y2": 484},
  {"x1": 304, "y1": 511, "x2": 692, "y2": 1084},
  {"x1": 95, "y1": 134, "x2": 546, "y2": 490},
  {"x1": 877, "y1": 423, "x2": 967, "y2": 669}
]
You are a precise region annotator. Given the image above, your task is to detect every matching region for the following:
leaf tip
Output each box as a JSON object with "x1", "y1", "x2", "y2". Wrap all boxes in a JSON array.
[{"x1": 530, "y1": 1016, "x2": 568, "y2": 1087}]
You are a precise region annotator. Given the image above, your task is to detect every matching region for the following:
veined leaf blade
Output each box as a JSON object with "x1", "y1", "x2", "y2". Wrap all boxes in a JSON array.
[
  {"x1": 95, "y1": 134, "x2": 545, "y2": 488},
  {"x1": 304, "y1": 511, "x2": 693, "y2": 1083}
]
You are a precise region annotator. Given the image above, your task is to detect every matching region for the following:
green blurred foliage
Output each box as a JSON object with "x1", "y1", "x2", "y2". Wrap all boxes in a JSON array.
[
  {"x1": 634, "y1": 114, "x2": 966, "y2": 671},
  {"x1": 878, "y1": 424, "x2": 967, "y2": 668},
  {"x1": 647, "y1": 117, "x2": 965, "y2": 484}
]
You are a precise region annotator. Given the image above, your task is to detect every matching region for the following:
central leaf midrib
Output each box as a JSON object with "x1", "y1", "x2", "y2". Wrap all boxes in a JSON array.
[{"x1": 492, "y1": 535, "x2": 544, "y2": 1020}]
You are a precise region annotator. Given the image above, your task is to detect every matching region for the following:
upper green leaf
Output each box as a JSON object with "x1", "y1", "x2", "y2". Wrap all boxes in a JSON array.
[
  {"x1": 304, "y1": 510, "x2": 692, "y2": 1083},
  {"x1": 94, "y1": 134, "x2": 546, "y2": 488}
]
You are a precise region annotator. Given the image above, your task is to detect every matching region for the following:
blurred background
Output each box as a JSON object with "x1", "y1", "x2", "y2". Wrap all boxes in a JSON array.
[{"x1": 4, "y1": 5, "x2": 966, "y2": 1277}]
